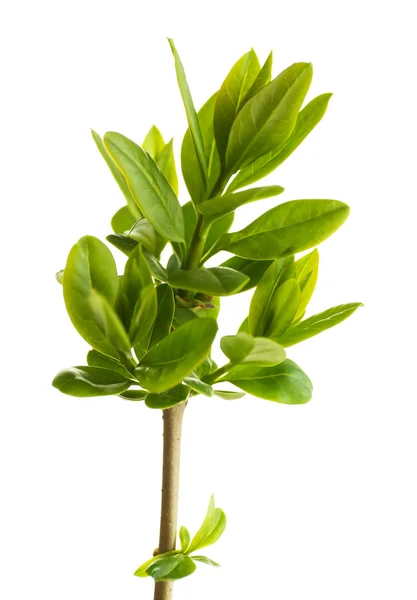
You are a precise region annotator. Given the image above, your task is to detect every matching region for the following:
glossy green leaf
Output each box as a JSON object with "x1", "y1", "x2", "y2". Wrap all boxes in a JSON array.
[
  {"x1": 222, "y1": 359, "x2": 313, "y2": 404},
  {"x1": 220, "y1": 256, "x2": 273, "y2": 292},
  {"x1": 214, "y1": 49, "x2": 260, "y2": 162},
  {"x1": 135, "y1": 318, "x2": 218, "y2": 392},
  {"x1": 238, "y1": 316, "x2": 250, "y2": 334},
  {"x1": 118, "y1": 389, "x2": 148, "y2": 400},
  {"x1": 63, "y1": 236, "x2": 120, "y2": 359},
  {"x1": 216, "y1": 199, "x2": 350, "y2": 260},
  {"x1": 195, "y1": 508, "x2": 226, "y2": 549},
  {"x1": 158, "y1": 138, "x2": 179, "y2": 195},
  {"x1": 171, "y1": 201, "x2": 198, "y2": 262},
  {"x1": 147, "y1": 555, "x2": 184, "y2": 581},
  {"x1": 243, "y1": 51, "x2": 273, "y2": 102},
  {"x1": 156, "y1": 556, "x2": 196, "y2": 581},
  {"x1": 106, "y1": 234, "x2": 138, "y2": 256},
  {"x1": 111, "y1": 206, "x2": 137, "y2": 234},
  {"x1": 134, "y1": 550, "x2": 181, "y2": 578},
  {"x1": 104, "y1": 132, "x2": 185, "y2": 243},
  {"x1": 127, "y1": 218, "x2": 166, "y2": 258},
  {"x1": 148, "y1": 284, "x2": 175, "y2": 347},
  {"x1": 191, "y1": 556, "x2": 220, "y2": 567},
  {"x1": 184, "y1": 374, "x2": 214, "y2": 397},
  {"x1": 266, "y1": 279, "x2": 301, "y2": 337},
  {"x1": 220, "y1": 333, "x2": 286, "y2": 366},
  {"x1": 202, "y1": 212, "x2": 235, "y2": 260},
  {"x1": 196, "y1": 296, "x2": 220, "y2": 321},
  {"x1": 228, "y1": 93, "x2": 332, "y2": 192},
  {"x1": 213, "y1": 390, "x2": 246, "y2": 400},
  {"x1": 225, "y1": 63, "x2": 313, "y2": 173},
  {"x1": 181, "y1": 94, "x2": 220, "y2": 204},
  {"x1": 197, "y1": 185, "x2": 284, "y2": 222},
  {"x1": 142, "y1": 125, "x2": 165, "y2": 159},
  {"x1": 169, "y1": 267, "x2": 249, "y2": 296},
  {"x1": 91, "y1": 130, "x2": 141, "y2": 219},
  {"x1": 87, "y1": 350, "x2": 134, "y2": 380},
  {"x1": 179, "y1": 526, "x2": 191, "y2": 553},
  {"x1": 249, "y1": 257, "x2": 293, "y2": 336},
  {"x1": 187, "y1": 496, "x2": 216, "y2": 554},
  {"x1": 277, "y1": 303, "x2": 363, "y2": 347},
  {"x1": 142, "y1": 248, "x2": 168, "y2": 282},
  {"x1": 282, "y1": 249, "x2": 319, "y2": 321},
  {"x1": 145, "y1": 384, "x2": 189, "y2": 409},
  {"x1": 89, "y1": 290, "x2": 132, "y2": 355},
  {"x1": 52, "y1": 366, "x2": 130, "y2": 397},
  {"x1": 168, "y1": 39, "x2": 208, "y2": 187}
]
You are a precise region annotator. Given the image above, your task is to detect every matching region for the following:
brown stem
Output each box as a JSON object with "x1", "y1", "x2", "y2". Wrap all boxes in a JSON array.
[{"x1": 153, "y1": 402, "x2": 186, "y2": 600}]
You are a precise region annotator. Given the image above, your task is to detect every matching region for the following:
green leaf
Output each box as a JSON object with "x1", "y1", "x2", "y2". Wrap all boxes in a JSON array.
[
  {"x1": 213, "y1": 390, "x2": 245, "y2": 400},
  {"x1": 220, "y1": 333, "x2": 286, "y2": 366},
  {"x1": 111, "y1": 206, "x2": 136, "y2": 234},
  {"x1": 184, "y1": 374, "x2": 214, "y2": 397},
  {"x1": 147, "y1": 555, "x2": 184, "y2": 581},
  {"x1": 277, "y1": 303, "x2": 363, "y2": 347},
  {"x1": 145, "y1": 384, "x2": 189, "y2": 409},
  {"x1": 152, "y1": 555, "x2": 196, "y2": 581},
  {"x1": 168, "y1": 39, "x2": 208, "y2": 187},
  {"x1": 202, "y1": 213, "x2": 234, "y2": 260},
  {"x1": 63, "y1": 236, "x2": 120, "y2": 359},
  {"x1": 195, "y1": 508, "x2": 226, "y2": 549},
  {"x1": 228, "y1": 93, "x2": 332, "y2": 192},
  {"x1": 103, "y1": 132, "x2": 185, "y2": 243},
  {"x1": 127, "y1": 218, "x2": 166, "y2": 258},
  {"x1": 142, "y1": 125, "x2": 165, "y2": 159},
  {"x1": 197, "y1": 185, "x2": 284, "y2": 222},
  {"x1": 225, "y1": 63, "x2": 313, "y2": 173},
  {"x1": 142, "y1": 248, "x2": 168, "y2": 282},
  {"x1": 118, "y1": 389, "x2": 148, "y2": 400},
  {"x1": 148, "y1": 284, "x2": 175, "y2": 347},
  {"x1": 222, "y1": 359, "x2": 313, "y2": 404},
  {"x1": 181, "y1": 93, "x2": 220, "y2": 204},
  {"x1": 106, "y1": 234, "x2": 138, "y2": 256},
  {"x1": 243, "y1": 51, "x2": 273, "y2": 102},
  {"x1": 135, "y1": 318, "x2": 218, "y2": 392},
  {"x1": 89, "y1": 290, "x2": 132, "y2": 355},
  {"x1": 195, "y1": 295, "x2": 220, "y2": 321},
  {"x1": 91, "y1": 130, "x2": 141, "y2": 220},
  {"x1": 282, "y1": 249, "x2": 319, "y2": 321},
  {"x1": 191, "y1": 556, "x2": 220, "y2": 567},
  {"x1": 56, "y1": 269, "x2": 64, "y2": 285},
  {"x1": 116, "y1": 245, "x2": 157, "y2": 350},
  {"x1": 87, "y1": 350, "x2": 134, "y2": 380},
  {"x1": 169, "y1": 267, "x2": 249, "y2": 296},
  {"x1": 238, "y1": 316, "x2": 250, "y2": 334},
  {"x1": 179, "y1": 526, "x2": 191, "y2": 553},
  {"x1": 220, "y1": 256, "x2": 273, "y2": 292},
  {"x1": 158, "y1": 138, "x2": 179, "y2": 195},
  {"x1": 134, "y1": 550, "x2": 180, "y2": 577},
  {"x1": 216, "y1": 199, "x2": 350, "y2": 260},
  {"x1": 187, "y1": 496, "x2": 216, "y2": 554},
  {"x1": 249, "y1": 257, "x2": 293, "y2": 336},
  {"x1": 52, "y1": 366, "x2": 131, "y2": 397},
  {"x1": 214, "y1": 49, "x2": 260, "y2": 162}
]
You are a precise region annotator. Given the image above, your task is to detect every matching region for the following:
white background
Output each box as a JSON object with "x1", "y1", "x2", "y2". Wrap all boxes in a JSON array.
[{"x1": 1, "y1": 1, "x2": 416, "y2": 598}]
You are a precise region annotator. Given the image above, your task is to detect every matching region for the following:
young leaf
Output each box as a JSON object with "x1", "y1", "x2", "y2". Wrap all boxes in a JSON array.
[
  {"x1": 225, "y1": 63, "x2": 313, "y2": 173},
  {"x1": 127, "y1": 218, "x2": 166, "y2": 258},
  {"x1": 215, "y1": 199, "x2": 350, "y2": 260},
  {"x1": 194, "y1": 508, "x2": 226, "y2": 549},
  {"x1": 277, "y1": 303, "x2": 363, "y2": 347},
  {"x1": 158, "y1": 138, "x2": 179, "y2": 195},
  {"x1": 155, "y1": 555, "x2": 196, "y2": 581},
  {"x1": 111, "y1": 206, "x2": 136, "y2": 234},
  {"x1": 187, "y1": 496, "x2": 216, "y2": 554},
  {"x1": 91, "y1": 130, "x2": 141, "y2": 220},
  {"x1": 181, "y1": 94, "x2": 220, "y2": 204},
  {"x1": 251, "y1": 278, "x2": 301, "y2": 338},
  {"x1": 135, "y1": 318, "x2": 218, "y2": 392},
  {"x1": 282, "y1": 249, "x2": 319, "y2": 321},
  {"x1": 249, "y1": 257, "x2": 294, "y2": 336},
  {"x1": 179, "y1": 526, "x2": 191, "y2": 553},
  {"x1": 168, "y1": 39, "x2": 208, "y2": 187},
  {"x1": 228, "y1": 93, "x2": 332, "y2": 192},
  {"x1": 89, "y1": 290, "x2": 132, "y2": 355},
  {"x1": 243, "y1": 51, "x2": 273, "y2": 102},
  {"x1": 168, "y1": 267, "x2": 249, "y2": 296},
  {"x1": 142, "y1": 125, "x2": 165, "y2": 159},
  {"x1": 203, "y1": 212, "x2": 235, "y2": 260},
  {"x1": 134, "y1": 550, "x2": 181, "y2": 578},
  {"x1": 103, "y1": 132, "x2": 185, "y2": 243},
  {"x1": 184, "y1": 374, "x2": 214, "y2": 397},
  {"x1": 145, "y1": 384, "x2": 189, "y2": 409},
  {"x1": 171, "y1": 201, "x2": 198, "y2": 262},
  {"x1": 222, "y1": 359, "x2": 313, "y2": 404},
  {"x1": 147, "y1": 555, "x2": 185, "y2": 581},
  {"x1": 52, "y1": 366, "x2": 131, "y2": 397},
  {"x1": 142, "y1": 248, "x2": 169, "y2": 282},
  {"x1": 119, "y1": 389, "x2": 148, "y2": 400},
  {"x1": 213, "y1": 390, "x2": 246, "y2": 400},
  {"x1": 107, "y1": 233, "x2": 138, "y2": 256},
  {"x1": 86, "y1": 350, "x2": 134, "y2": 380},
  {"x1": 147, "y1": 284, "x2": 175, "y2": 348},
  {"x1": 214, "y1": 49, "x2": 260, "y2": 162},
  {"x1": 191, "y1": 556, "x2": 220, "y2": 567},
  {"x1": 63, "y1": 236, "x2": 120, "y2": 359},
  {"x1": 220, "y1": 256, "x2": 273, "y2": 292},
  {"x1": 197, "y1": 185, "x2": 284, "y2": 222},
  {"x1": 55, "y1": 269, "x2": 64, "y2": 285},
  {"x1": 220, "y1": 333, "x2": 286, "y2": 366}
]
